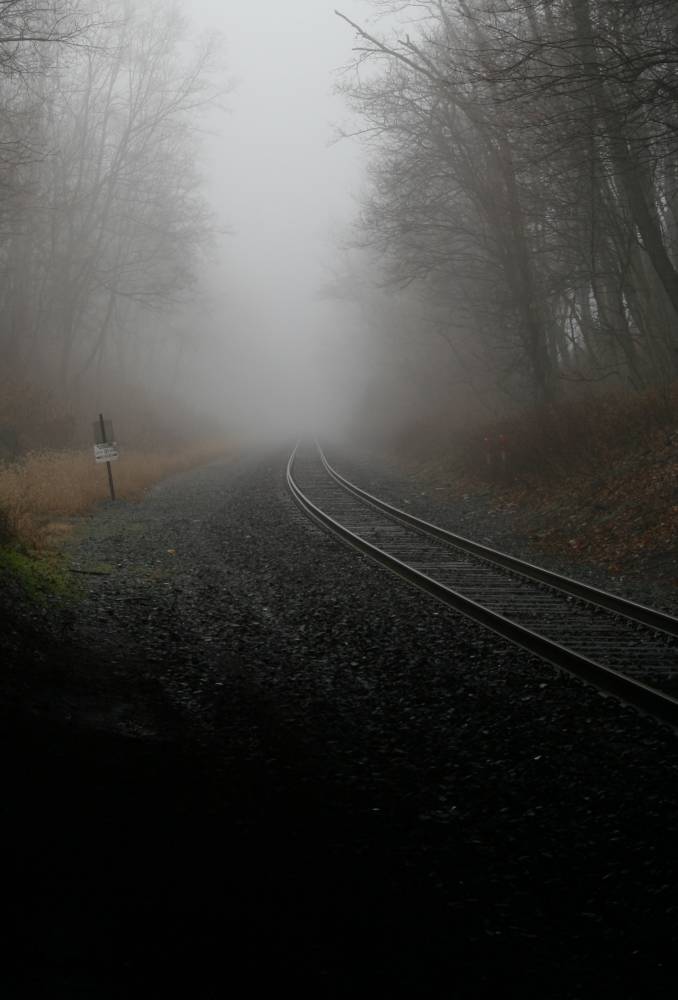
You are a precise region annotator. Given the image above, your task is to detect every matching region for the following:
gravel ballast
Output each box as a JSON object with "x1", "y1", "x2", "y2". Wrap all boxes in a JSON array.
[
  {"x1": 3, "y1": 446, "x2": 678, "y2": 996},
  {"x1": 325, "y1": 440, "x2": 678, "y2": 616}
]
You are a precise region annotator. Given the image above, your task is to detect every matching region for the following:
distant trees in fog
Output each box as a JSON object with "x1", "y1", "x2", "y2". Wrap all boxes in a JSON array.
[
  {"x1": 0, "y1": 0, "x2": 221, "y2": 393},
  {"x1": 338, "y1": 0, "x2": 678, "y2": 404}
]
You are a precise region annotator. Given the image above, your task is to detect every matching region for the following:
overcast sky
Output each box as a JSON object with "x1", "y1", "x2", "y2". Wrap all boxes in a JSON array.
[
  {"x1": 197, "y1": 0, "x2": 368, "y2": 286},
  {"x1": 178, "y1": 0, "x2": 384, "y2": 435}
]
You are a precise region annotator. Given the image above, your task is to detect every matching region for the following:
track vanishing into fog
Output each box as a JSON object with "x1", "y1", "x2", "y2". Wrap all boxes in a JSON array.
[{"x1": 288, "y1": 441, "x2": 678, "y2": 729}]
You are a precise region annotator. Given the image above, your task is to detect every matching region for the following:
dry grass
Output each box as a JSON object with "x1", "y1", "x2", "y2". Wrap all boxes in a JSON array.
[{"x1": 0, "y1": 439, "x2": 234, "y2": 548}]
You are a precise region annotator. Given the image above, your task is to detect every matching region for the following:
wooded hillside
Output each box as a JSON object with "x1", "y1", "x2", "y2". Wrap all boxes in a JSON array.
[{"x1": 339, "y1": 0, "x2": 678, "y2": 406}]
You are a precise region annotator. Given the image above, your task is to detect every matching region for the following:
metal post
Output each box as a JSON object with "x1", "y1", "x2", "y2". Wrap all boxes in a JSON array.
[{"x1": 99, "y1": 412, "x2": 116, "y2": 501}]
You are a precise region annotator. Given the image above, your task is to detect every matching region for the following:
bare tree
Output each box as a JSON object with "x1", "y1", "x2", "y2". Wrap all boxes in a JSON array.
[
  {"x1": 0, "y1": 0, "x2": 223, "y2": 389},
  {"x1": 337, "y1": 0, "x2": 678, "y2": 406}
]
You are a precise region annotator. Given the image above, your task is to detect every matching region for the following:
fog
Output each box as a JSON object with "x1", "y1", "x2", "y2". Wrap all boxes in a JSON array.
[
  {"x1": 180, "y1": 0, "x2": 382, "y2": 441},
  {"x1": 0, "y1": 0, "x2": 448, "y2": 453},
  {"x1": 4, "y1": 0, "x2": 664, "y2": 457}
]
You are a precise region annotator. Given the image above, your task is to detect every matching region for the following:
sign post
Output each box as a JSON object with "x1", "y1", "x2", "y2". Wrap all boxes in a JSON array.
[{"x1": 93, "y1": 413, "x2": 118, "y2": 501}]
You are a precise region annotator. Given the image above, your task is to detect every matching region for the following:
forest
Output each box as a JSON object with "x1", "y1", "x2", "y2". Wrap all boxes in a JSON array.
[
  {"x1": 323, "y1": 0, "x2": 678, "y2": 579},
  {"x1": 1, "y1": 0, "x2": 678, "y2": 551},
  {"x1": 338, "y1": 0, "x2": 678, "y2": 409},
  {"x1": 0, "y1": 0, "x2": 221, "y2": 454}
]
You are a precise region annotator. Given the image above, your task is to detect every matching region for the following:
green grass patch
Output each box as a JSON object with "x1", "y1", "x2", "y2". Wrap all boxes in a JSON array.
[{"x1": 0, "y1": 543, "x2": 80, "y2": 604}]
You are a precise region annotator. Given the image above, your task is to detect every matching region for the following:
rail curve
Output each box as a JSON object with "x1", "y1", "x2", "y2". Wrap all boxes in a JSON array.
[{"x1": 287, "y1": 441, "x2": 678, "y2": 729}]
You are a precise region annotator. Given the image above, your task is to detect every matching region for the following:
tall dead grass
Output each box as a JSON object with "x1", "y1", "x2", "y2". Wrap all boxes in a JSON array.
[{"x1": 0, "y1": 439, "x2": 234, "y2": 547}]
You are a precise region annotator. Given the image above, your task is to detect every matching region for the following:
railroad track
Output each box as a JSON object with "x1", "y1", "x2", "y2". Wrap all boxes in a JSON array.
[{"x1": 287, "y1": 441, "x2": 678, "y2": 728}]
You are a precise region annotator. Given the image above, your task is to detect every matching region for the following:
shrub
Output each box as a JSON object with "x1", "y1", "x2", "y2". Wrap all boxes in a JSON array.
[{"x1": 389, "y1": 381, "x2": 678, "y2": 483}]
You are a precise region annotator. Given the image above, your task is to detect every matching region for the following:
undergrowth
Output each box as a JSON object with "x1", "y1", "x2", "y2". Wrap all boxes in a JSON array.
[
  {"x1": 392, "y1": 381, "x2": 678, "y2": 483},
  {"x1": 382, "y1": 381, "x2": 678, "y2": 582}
]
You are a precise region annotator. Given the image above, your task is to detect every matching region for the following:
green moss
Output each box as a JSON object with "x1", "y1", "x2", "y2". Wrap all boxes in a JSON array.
[{"x1": 0, "y1": 544, "x2": 80, "y2": 604}]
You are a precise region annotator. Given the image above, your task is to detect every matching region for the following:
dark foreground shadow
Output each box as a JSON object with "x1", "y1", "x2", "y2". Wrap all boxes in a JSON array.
[
  {"x1": 2, "y1": 684, "x2": 676, "y2": 998},
  {"x1": 3, "y1": 708, "x2": 479, "y2": 996}
]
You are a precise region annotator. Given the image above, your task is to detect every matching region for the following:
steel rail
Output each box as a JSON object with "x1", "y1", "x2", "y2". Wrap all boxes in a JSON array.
[
  {"x1": 317, "y1": 444, "x2": 678, "y2": 640},
  {"x1": 287, "y1": 443, "x2": 678, "y2": 730}
]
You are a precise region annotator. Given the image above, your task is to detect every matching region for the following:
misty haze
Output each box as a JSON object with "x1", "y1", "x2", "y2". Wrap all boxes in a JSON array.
[{"x1": 2, "y1": 1, "x2": 678, "y2": 994}]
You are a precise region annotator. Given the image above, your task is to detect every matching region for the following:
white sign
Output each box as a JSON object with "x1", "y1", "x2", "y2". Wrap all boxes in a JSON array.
[{"x1": 94, "y1": 443, "x2": 119, "y2": 464}]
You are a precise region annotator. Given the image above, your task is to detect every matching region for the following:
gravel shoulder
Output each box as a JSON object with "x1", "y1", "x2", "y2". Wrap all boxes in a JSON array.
[{"x1": 2, "y1": 447, "x2": 678, "y2": 996}]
